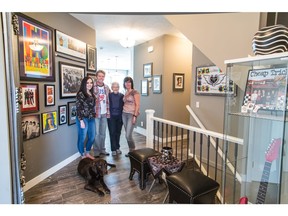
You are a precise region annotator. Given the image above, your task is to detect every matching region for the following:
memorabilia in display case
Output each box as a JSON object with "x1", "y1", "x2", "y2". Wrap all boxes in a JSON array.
[{"x1": 224, "y1": 52, "x2": 288, "y2": 204}]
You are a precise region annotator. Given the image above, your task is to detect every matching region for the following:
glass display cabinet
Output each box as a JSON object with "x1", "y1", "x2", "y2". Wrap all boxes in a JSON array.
[{"x1": 224, "y1": 52, "x2": 288, "y2": 204}]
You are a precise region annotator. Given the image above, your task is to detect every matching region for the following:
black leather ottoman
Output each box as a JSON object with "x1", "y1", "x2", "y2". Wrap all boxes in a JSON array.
[
  {"x1": 128, "y1": 148, "x2": 160, "y2": 190},
  {"x1": 166, "y1": 169, "x2": 220, "y2": 204}
]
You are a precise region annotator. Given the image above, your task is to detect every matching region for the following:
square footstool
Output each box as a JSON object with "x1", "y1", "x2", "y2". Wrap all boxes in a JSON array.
[
  {"x1": 166, "y1": 169, "x2": 220, "y2": 204},
  {"x1": 128, "y1": 148, "x2": 160, "y2": 190}
]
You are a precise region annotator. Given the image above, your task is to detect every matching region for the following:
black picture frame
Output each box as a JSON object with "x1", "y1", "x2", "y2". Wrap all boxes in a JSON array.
[
  {"x1": 21, "y1": 114, "x2": 41, "y2": 141},
  {"x1": 20, "y1": 83, "x2": 39, "y2": 113},
  {"x1": 58, "y1": 105, "x2": 67, "y2": 125},
  {"x1": 152, "y1": 75, "x2": 162, "y2": 94},
  {"x1": 141, "y1": 80, "x2": 148, "y2": 96},
  {"x1": 86, "y1": 44, "x2": 97, "y2": 72},
  {"x1": 44, "y1": 84, "x2": 55, "y2": 106},
  {"x1": 195, "y1": 65, "x2": 236, "y2": 96},
  {"x1": 59, "y1": 61, "x2": 85, "y2": 99},
  {"x1": 55, "y1": 30, "x2": 86, "y2": 60},
  {"x1": 41, "y1": 110, "x2": 58, "y2": 134},
  {"x1": 68, "y1": 101, "x2": 77, "y2": 126},
  {"x1": 16, "y1": 13, "x2": 55, "y2": 82},
  {"x1": 143, "y1": 63, "x2": 153, "y2": 78},
  {"x1": 173, "y1": 73, "x2": 185, "y2": 91}
]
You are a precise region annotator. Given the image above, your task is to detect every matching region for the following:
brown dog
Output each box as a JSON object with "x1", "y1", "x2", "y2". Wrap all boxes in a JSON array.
[{"x1": 77, "y1": 157, "x2": 116, "y2": 196}]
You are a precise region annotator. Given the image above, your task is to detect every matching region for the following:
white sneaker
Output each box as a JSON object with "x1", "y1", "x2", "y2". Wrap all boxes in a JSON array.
[
  {"x1": 116, "y1": 149, "x2": 122, "y2": 154},
  {"x1": 112, "y1": 151, "x2": 117, "y2": 156}
]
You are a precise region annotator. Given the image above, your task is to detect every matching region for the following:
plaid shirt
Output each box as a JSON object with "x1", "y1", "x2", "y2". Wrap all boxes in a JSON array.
[{"x1": 93, "y1": 83, "x2": 110, "y2": 118}]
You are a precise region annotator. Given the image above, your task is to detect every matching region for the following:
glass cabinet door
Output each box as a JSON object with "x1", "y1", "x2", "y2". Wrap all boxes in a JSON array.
[{"x1": 224, "y1": 53, "x2": 288, "y2": 204}]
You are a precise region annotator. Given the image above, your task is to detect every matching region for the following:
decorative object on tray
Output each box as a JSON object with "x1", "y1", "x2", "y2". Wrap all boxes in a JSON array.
[
  {"x1": 252, "y1": 24, "x2": 288, "y2": 55},
  {"x1": 161, "y1": 147, "x2": 173, "y2": 162}
]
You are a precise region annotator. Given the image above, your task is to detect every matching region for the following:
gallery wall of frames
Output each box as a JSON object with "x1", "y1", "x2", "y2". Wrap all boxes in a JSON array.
[{"x1": 17, "y1": 13, "x2": 97, "y2": 143}]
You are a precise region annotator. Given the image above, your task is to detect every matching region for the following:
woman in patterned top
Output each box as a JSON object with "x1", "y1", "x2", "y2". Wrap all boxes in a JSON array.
[
  {"x1": 76, "y1": 77, "x2": 96, "y2": 159},
  {"x1": 122, "y1": 77, "x2": 140, "y2": 157}
]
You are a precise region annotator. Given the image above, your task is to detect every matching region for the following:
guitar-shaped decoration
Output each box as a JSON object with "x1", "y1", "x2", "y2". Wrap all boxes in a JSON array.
[{"x1": 239, "y1": 138, "x2": 282, "y2": 204}]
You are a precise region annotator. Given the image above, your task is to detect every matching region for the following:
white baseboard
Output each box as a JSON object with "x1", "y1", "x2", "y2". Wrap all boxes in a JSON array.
[
  {"x1": 23, "y1": 153, "x2": 79, "y2": 192},
  {"x1": 134, "y1": 126, "x2": 146, "y2": 136}
]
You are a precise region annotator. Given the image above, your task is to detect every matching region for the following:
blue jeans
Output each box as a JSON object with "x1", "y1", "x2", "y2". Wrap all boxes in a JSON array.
[
  {"x1": 76, "y1": 118, "x2": 96, "y2": 156},
  {"x1": 122, "y1": 112, "x2": 136, "y2": 151},
  {"x1": 107, "y1": 115, "x2": 123, "y2": 151},
  {"x1": 94, "y1": 115, "x2": 107, "y2": 155}
]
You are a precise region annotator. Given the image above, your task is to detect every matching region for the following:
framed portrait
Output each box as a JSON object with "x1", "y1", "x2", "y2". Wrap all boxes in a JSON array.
[
  {"x1": 41, "y1": 111, "x2": 58, "y2": 134},
  {"x1": 55, "y1": 30, "x2": 86, "y2": 60},
  {"x1": 153, "y1": 75, "x2": 162, "y2": 94},
  {"x1": 242, "y1": 67, "x2": 287, "y2": 113},
  {"x1": 86, "y1": 44, "x2": 97, "y2": 72},
  {"x1": 86, "y1": 72, "x2": 97, "y2": 83},
  {"x1": 59, "y1": 61, "x2": 85, "y2": 99},
  {"x1": 20, "y1": 83, "x2": 39, "y2": 113},
  {"x1": 68, "y1": 101, "x2": 77, "y2": 126},
  {"x1": 21, "y1": 114, "x2": 40, "y2": 141},
  {"x1": 195, "y1": 66, "x2": 236, "y2": 96},
  {"x1": 143, "y1": 63, "x2": 153, "y2": 78},
  {"x1": 58, "y1": 105, "x2": 67, "y2": 125},
  {"x1": 44, "y1": 84, "x2": 55, "y2": 106},
  {"x1": 17, "y1": 13, "x2": 55, "y2": 82},
  {"x1": 141, "y1": 80, "x2": 148, "y2": 96},
  {"x1": 173, "y1": 73, "x2": 185, "y2": 91}
]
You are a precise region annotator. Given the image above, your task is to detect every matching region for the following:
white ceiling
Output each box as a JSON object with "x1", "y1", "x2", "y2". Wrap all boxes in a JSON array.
[{"x1": 70, "y1": 14, "x2": 185, "y2": 70}]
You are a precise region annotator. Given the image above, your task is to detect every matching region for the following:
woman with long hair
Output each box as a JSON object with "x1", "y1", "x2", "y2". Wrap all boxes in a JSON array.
[
  {"x1": 76, "y1": 76, "x2": 96, "y2": 159},
  {"x1": 122, "y1": 76, "x2": 140, "y2": 157}
]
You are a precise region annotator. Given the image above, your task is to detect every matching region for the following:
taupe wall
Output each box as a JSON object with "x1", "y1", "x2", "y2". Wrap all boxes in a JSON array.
[
  {"x1": 134, "y1": 34, "x2": 192, "y2": 127},
  {"x1": 20, "y1": 13, "x2": 96, "y2": 182}
]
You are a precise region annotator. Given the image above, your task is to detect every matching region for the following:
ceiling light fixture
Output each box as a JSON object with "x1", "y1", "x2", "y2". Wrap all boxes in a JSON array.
[{"x1": 119, "y1": 37, "x2": 135, "y2": 48}]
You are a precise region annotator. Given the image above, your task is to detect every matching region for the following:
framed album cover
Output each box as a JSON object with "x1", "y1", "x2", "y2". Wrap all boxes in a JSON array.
[
  {"x1": 42, "y1": 110, "x2": 58, "y2": 134},
  {"x1": 20, "y1": 83, "x2": 39, "y2": 113},
  {"x1": 58, "y1": 105, "x2": 67, "y2": 125},
  {"x1": 68, "y1": 101, "x2": 77, "y2": 126},
  {"x1": 44, "y1": 84, "x2": 55, "y2": 106},
  {"x1": 21, "y1": 114, "x2": 40, "y2": 141}
]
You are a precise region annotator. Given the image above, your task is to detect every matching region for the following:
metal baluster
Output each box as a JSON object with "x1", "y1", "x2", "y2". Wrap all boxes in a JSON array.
[
  {"x1": 161, "y1": 122, "x2": 164, "y2": 150},
  {"x1": 186, "y1": 130, "x2": 190, "y2": 165},
  {"x1": 153, "y1": 120, "x2": 156, "y2": 149},
  {"x1": 233, "y1": 143, "x2": 238, "y2": 204},
  {"x1": 193, "y1": 131, "x2": 196, "y2": 171},
  {"x1": 170, "y1": 125, "x2": 173, "y2": 150},
  {"x1": 175, "y1": 127, "x2": 178, "y2": 158},
  {"x1": 215, "y1": 138, "x2": 219, "y2": 181},
  {"x1": 166, "y1": 123, "x2": 168, "y2": 147},
  {"x1": 200, "y1": 133, "x2": 203, "y2": 171},
  {"x1": 207, "y1": 135, "x2": 210, "y2": 176},
  {"x1": 157, "y1": 121, "x2": 160, "y2": 152}
]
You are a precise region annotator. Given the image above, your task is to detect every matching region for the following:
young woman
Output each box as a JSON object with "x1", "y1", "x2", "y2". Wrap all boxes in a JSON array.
[
  {"x1": 76, "y1": 77, "x2": 96, "y2": 159},
  {"x1": 122, "y1": 77, "x2": 140, "y2": 157}
]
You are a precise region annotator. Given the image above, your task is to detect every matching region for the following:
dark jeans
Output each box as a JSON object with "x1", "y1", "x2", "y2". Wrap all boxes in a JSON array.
[{"x1": 107, "y1": 115, "x2": 123, "y2": 151}]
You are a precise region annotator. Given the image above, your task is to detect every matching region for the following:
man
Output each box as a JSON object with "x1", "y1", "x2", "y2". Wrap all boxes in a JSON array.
[{"x1": 93, "y1": 70, "x2": 110, "y2": 157}]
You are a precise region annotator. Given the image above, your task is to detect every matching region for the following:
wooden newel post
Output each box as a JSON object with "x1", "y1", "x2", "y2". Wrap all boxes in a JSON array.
[{"x1": 145, "y1": 109, "x2": 155, "y2": 148}]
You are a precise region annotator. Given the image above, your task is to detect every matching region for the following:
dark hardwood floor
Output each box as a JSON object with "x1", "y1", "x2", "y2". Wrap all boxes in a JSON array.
[{"x1": 24, "y1": 131, "x2": 170, "y2": 204}]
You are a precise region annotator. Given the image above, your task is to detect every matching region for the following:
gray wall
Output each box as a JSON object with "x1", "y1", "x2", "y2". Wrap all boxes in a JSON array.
[
  {"x1": 134, "y1": 35, "x2": 192, "y2": 127},
  {"x1": 20, "y1": 13, "x2": 96, "y2": 181}
]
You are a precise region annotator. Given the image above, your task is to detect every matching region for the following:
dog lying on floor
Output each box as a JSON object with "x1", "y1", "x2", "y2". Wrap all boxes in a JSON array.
[{"x1": 77, "y1": 157, "x2": 116, "y2": 196}]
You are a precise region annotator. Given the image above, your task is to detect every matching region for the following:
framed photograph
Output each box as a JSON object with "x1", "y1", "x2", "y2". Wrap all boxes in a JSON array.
[
  {"x1": 195, "y1": 66, "x2": 236, "y2": 96},
  {"x1": 86, "y1": 72, "x2": 97, "y2": 83},
  {"x1": 143, "y1": 63, "x2": 153, "y2": 78},
  {"x1": 173, "y1": 73, "x2": 185, "y2": 91},
  {"x1": 242, "y1": 67, "x2": 287, "y2": 113},
  {"x1": 21, "y1": 114, "x2": 40, "y2": 141},
  {"x1": 86, "y1": 44, "x2": 97, "y2": 72},
  {"x1": 44, "y1": 84, "x2": 55, "y2": 106},
  {"x1": 58, "y1": 105, "x2": 67, "y2": 125},
  {"x1": 141, "y1": 80, "x2": 148, "y2": 96},
  {"x1": 153, "y1": 75, "x2": 162, "y2": 94},
  {"x1": 41, "y1": 111, "x2": 58, "y2": 134},
  {"x1": 20, "y1": 83, "x2": 39, "y2": 113},
  {"x1": 56, "y1": 30, "x2": 86, "y2": 60},
  {"x1": 59, "y1": 61, "x2": 85, "y2": 99},
  {"x1": 17, "y1": 13, "x2": 55, "y2": 81},
  {"x1": 68, "y1": 101, "x2": 77, "y2": 126}
]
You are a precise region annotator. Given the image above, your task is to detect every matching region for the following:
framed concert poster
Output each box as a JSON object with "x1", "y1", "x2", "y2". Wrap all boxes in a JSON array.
[
  {"x1": 195, "y1": 66, "x2": 236, "y2": 96},
  {"x1": 68, "y1": 101, "x2": 77, "y2": 126},
  {"x1": 59, "y1": 61, "x2": 85, "y2": 99},
  {"x1": 242, "y1": 67, "x2": 287, "y2": 113},
  {"x1": 21, "y1": 114, "x2": 40, "y2": 141},
  {"x1": 20, "y1": 83, "x2": 39, "y2": 113},
  {"x1": 16, "y1": 13, "x2": 55, "y2": 82},
  {"x1": 55, "y1": 30, "x2": 86, "y2": 60},
  {"x1": 141, "y1": 80, "x2": 148, "y2": 96},
  {"x1": 41, "y1": 110, "x2": 58, "y2": 134},
  {"x1": 44, "y1": 84, "x2": 55, "y2": 106},
  {"x1": 86, "y1": 44, "x2": 97, "y2": 72},
  {"x1": 58, "y1": 105, "x2": 67, "y2": 125},
  {"x1": 153, "y1": 75, "x2": 162, "y2": 94}
]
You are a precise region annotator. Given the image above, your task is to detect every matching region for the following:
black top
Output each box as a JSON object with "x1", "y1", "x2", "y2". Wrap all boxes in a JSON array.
[
  {"x1": 109, "y1": 92, "x2": 124, "y2": 116},
  {"x1": 76, "y1": 91, "x2": 96, "y2": 120}
]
